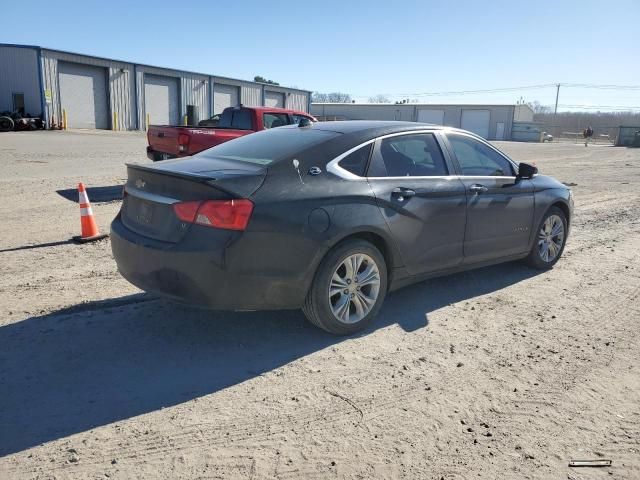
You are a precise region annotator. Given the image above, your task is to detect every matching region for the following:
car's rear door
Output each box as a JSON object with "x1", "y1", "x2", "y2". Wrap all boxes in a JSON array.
[
  {"x1": 365, "y1": 131, "x2": 467, "y2": 275},
  {"x1": 442, "y1": 132, "x2": 534, "y2": 263}
]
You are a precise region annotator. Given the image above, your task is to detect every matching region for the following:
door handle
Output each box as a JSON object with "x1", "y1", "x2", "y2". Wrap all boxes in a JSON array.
[
  {"x1": 469, "y1": 184, "x2": 488, "y2": 194},
  {"x1": 392, "y1": 188, "x2": 416, "y2": 201}
]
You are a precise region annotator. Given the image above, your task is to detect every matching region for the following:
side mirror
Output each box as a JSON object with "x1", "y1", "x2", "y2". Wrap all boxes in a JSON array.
[{"x1": 517, "y1": 162, "x2": 538, "y2": 179}]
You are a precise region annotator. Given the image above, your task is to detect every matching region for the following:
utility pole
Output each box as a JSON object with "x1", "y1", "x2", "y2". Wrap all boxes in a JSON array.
[{"x1": 554, "y1": 83, "x2": 561, "y2": 114}]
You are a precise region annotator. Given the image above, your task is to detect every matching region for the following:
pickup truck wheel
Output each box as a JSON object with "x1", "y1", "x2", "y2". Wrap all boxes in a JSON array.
[{"x1": 303, "y1": 239, "x2": 387, "y2": 335}]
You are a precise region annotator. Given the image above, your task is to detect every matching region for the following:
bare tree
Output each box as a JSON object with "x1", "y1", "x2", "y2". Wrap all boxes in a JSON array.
[
  {"x1": 527, "y1": 100, "x2": 553, "y2": 114},
  {"x1": 368, "y1": 94, "x2": 391, "y2": 103},
  {"x1": 312, "y1": 92, "x2": 352, "y2": 103},
  {"x1": 533, "y1": 110, "x2": 640, "y2": 139}
]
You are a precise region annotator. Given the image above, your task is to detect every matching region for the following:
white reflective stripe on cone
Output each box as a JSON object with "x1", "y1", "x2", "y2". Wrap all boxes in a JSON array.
[
  {"x1": 79, "y1": 191, "x2": 90, "y2": 204},
  {"x1": 80, "y1": 207, "x2": 93, "y2": 216}
]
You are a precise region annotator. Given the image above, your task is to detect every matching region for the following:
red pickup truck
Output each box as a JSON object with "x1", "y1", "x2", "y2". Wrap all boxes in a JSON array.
[{"x1": 146, "y1": 106, "x2": 316, "y2": 161}]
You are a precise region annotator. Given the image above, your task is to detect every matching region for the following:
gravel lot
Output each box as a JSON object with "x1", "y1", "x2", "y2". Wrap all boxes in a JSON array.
[{"x1": 0, "y1": 130, "x2": 638, "y2": 479}]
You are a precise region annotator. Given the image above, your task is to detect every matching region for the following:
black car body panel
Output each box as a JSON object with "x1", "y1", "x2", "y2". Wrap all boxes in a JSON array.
[{"x1": 112, "y1": 121, "x2": 573, "y2": 312}]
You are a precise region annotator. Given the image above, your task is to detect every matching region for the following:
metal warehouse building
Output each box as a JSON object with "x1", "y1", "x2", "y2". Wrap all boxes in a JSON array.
[
  {"x1": 311, "y1": 103, "x2": 534, "y2": 140},
  {"x1": 0, "y1": 43, "x2": 311, "y2": 130}
]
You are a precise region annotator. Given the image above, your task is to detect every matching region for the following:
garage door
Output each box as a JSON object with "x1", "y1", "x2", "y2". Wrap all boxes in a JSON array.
[
  {"x1": 144, "y1": 74, "x2": 179, "y2": 126},
  {"x1": 265, "y1": 90, "x2": 285, "y2": 108},
  {"x1": 58, "y1": 62, "x2": 109, "y2": 129},
  {"x1": 213, "y1": 83, "x2": 239, "y2": 114},
  {"x1": 461, "y1": 109, "x2": 490, "y2": 139},
  {"x1": 417, "y1": 109, "x2": 445, "y2": 125}
]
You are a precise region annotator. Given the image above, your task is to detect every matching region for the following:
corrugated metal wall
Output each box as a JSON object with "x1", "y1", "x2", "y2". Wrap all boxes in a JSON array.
[
  {"x1": 311, "y1": 104, "x2": 516, "y2": 140},
  {"x1": 0, "y1": 46, "x2": 41, "y2": 115},
  {"x1": 286, "y1": 91, "x2": 308, "y2": 112},
  {"x1": 181, "y1": 73, "x2": 209, "y2": 124},
  {"x1": 1, "y1": 44, "x2": 311, "y2": 130},
  {"x1": 41, "y1": 49, "x2": 134, "y2": 129},
  {"x1": 239, "y1": 82, "x2": 262, "y2": 107}
]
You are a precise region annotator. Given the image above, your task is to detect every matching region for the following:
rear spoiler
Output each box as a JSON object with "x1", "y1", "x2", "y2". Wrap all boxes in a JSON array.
[
  {"x1": 127, "y1": 163, "x2": 214, "y2": 184},
  {"x1": 126, "y1": 163, "x2": 267, "y2": 198}
]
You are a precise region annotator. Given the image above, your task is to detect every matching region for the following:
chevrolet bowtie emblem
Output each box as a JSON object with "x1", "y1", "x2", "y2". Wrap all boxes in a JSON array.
[{"x1": 135, "y1": 178, "x2": 146, "y2": 189}]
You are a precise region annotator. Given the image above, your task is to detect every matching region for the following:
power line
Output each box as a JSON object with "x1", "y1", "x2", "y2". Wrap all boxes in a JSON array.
[{"x1": 562, "y1": 83, "x2": 640, "y2": 90}]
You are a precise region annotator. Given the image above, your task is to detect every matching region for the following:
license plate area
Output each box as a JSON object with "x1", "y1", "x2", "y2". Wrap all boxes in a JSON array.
[{"x1": 136, "y1": 200, "x2": 154, "y2": 225}]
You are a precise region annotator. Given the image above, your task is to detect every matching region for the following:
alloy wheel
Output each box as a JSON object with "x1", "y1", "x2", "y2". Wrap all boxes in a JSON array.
[
  {"x1": 328, "y1": 253, "x2": 381, "y2": 324},
  {"x1": 538, "y1": 214, "x2": 565, "y2": 263}
]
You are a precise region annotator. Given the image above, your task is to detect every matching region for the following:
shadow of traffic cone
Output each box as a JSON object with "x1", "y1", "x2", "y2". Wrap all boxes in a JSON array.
[{"x1": 72, "y1": 183, "x2": 109, "y2": 243}]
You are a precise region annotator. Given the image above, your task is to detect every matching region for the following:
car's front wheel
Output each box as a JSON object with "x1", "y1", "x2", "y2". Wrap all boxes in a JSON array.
[
  {"x1": 303, "y1": 239, "x2": 388, "y2": 334},
  {"x1": 525, "y1": 206, "x2": 568, "y2": 269}
]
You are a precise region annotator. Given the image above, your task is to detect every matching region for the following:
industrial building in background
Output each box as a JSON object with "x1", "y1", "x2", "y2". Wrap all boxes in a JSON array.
[
  {"x1": 311, "y1": 103, "x2": 536, "y2": 141},
  {"x1": 0, "y1": 43, "x2": 311, "y2": 130}
]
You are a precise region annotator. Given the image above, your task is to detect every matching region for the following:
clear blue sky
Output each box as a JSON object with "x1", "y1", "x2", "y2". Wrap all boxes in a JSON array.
[{"x1": 2, "y1": 0, "x2": 639, "y2": 110}]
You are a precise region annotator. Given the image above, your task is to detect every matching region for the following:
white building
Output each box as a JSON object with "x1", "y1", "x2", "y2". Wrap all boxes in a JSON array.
[{"x1": 311, "y1": 103, "x2": 535, "y2": 140}]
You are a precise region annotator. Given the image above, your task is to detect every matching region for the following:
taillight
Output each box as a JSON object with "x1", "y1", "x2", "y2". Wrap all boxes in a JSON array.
[
  {"x1": 178, "y1": 133, "x2": 190, "y2": 153},
  {"x1": 173, "y1": 199, "x2": 254, "y2": 231}
]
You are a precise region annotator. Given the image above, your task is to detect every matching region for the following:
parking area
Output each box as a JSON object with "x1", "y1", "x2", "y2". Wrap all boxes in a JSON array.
[{"x1": 1, "y1": 131, "x2": 639, "y2": 479}]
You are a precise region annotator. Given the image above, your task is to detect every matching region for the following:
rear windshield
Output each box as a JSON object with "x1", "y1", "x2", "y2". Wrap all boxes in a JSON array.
[
  {"x1": 217, "y1": 109, "x2": 252, "y2": 129},
  {"x1": 199, "y1": 127, "x2": 340, "y2": 165}
]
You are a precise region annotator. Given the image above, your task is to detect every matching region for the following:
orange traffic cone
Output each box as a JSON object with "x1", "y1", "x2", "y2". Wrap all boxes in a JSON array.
[{"x1": 73, "y1": 183, "x2": 109, "y2": 243}]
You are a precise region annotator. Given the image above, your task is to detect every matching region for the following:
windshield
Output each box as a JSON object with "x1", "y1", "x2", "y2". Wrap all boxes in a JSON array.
[{"x1": 199, "y1": 127, "x2": 340, "y2": 165}]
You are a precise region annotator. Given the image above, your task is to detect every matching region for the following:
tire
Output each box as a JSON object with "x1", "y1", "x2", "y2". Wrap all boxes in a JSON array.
[
  {"x1": 0, "y1": 116, "x2": 14, "y2": 132},
  {"x1": 302, "y1": 239, "x2": 388, "y2": 335},
  {"x1": 525, "y1": 206, "x2": 568, "y2": 269}
]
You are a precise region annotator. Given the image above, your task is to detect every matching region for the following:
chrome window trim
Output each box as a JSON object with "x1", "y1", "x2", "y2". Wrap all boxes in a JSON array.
[
  {"x1": 326, "y1": 138, "x2": 376, "y2": 180},
  {"x1": 326, "y1": 128, "x2": 520, "y2": 181},
  {"x1": 327, "y1": 129, "x2": 445, "y2": 181}
]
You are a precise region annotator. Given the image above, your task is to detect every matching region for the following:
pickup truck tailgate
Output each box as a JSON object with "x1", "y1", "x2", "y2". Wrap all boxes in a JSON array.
[{"x1": 147, "y1": 126, "x2": 180, "y2": 157}]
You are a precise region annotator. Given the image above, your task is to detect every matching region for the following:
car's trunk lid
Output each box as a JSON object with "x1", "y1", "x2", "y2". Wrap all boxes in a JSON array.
[{"x1": 121, "y1": 156, "x2": 266, "y2": 243}]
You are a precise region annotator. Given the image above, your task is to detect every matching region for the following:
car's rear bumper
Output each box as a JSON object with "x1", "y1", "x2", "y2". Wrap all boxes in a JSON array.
[{"x1": 110, "y1": 216, "x2": 304, "y2": 310}]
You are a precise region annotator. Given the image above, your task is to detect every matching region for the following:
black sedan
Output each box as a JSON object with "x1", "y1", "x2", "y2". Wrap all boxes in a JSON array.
[{"x1": 111, "y1": 121, "x2": 573, "y2": 334}]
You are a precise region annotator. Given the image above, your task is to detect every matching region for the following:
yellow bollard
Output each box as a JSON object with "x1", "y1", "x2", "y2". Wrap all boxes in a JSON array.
[
  {"x1": 183, "y1": 114, "x2": 188, "y2": 126},
  {"x1": 146, "y1": 113, "x2": 150, "y2": 131},
  {"x1": 62, "y1": 109, "x2": 68, "y2": 130},
  {"x1": 112, "y1": 111, "x2": 118, "y2": 131}
]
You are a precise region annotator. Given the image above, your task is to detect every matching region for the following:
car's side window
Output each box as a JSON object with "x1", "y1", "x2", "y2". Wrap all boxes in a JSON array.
[
  {"x1": 374, "y1": 133, "x2": 448, "y2": 177},
  {"x1": 448, "y1": 134, "x2": 514, "y2": 176},
  {"x1": 263, "y1": 113, "x2": 289, "y2": 129},
  {"x1": 338, "y1": 144, "x2": 373, "y2": 177},
  {"x1": 291, "y1": 114, "x2": 313, "y2": 124},
  {"x1": 217, "y1": 109, "x2": 251, "y2": 129}
]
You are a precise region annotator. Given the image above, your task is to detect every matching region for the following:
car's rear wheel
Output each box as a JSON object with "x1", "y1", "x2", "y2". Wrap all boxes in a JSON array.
[
  {"x1": 303, "y1": 239, "x2": 388, "y2": 335},
  {"x1": 525, "y1": 206, "x2": 567, "y2": 269}
]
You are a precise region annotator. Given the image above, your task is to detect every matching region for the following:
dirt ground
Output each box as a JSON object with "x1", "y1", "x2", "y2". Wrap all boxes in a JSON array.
[{"x1": 0, "y1": 130, "x2": 638, "y2": 480}]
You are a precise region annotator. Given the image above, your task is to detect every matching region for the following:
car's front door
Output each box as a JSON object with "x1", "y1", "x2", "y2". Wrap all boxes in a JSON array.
[
  {"x1": 444, "y1": 132, "x2": 534, "y2": 263},
  {"x1": 366, "y1": 132, "x2": 467, "y2": 275}
]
